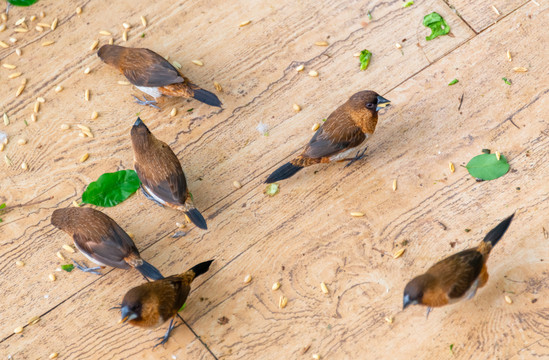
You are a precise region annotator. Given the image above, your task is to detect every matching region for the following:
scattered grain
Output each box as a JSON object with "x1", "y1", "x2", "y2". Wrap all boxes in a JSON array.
[
  {"x1": 2, "y1": 63, "x2": 16, "y2": 69},
  {"x1": 56, "y1": 252, "x2": 65, "y2": 261},
  {"x1": 90, "y1": 40, "x2": 99, "y2": 51},
  {"x1": 491, "y1": 5, "x2": 500, "y2": 16},
  {"x1": 3, "y1": 113, "x2": 8, "y2": 125},
  {"x1": 213, "y1": 81, "x2": 223, "y2": 92},
  {"x1": 506, "y1": 50, "x2": 512, "y2": 62},
  {"x1": 176, "y1": 222, "x2": 185, "y2": 228},
  {"x1": 39, "y1": 11, "x2": 45, "y2": 18},
  {"x1": 350, "y1": 212, "x2": 364, "y2": 217},
  {"x1": 513, "y1": 67, "x2": 528, "y2": 72},
  {"x1": 49, "y1": 273, "x2": 56, "y2": 281},
  {"x1": 395, "y1": 43, "x2": 402, "y2": 49},
  {"x1": 293, "y1": 104, "x2": 301, "y2": 112},
  {"x1": 49, "y1": 353, "x2": 59, "y2": 359},
  {"x1": 42, "y1": 41, "x2": 55, "y2": 46},
  {"x1": 296, "y1": 64, "x2": 304, "y2": 72},
  {"x1": 15, "y1": 17, "x2": 26, "y2": 26},
  {"x1": 91, "y1": 111, "x2": 98, "y2": 120},
  {"x1": 0, "y1": 41, "x2": 9, "y2": 48},
  {"x1": 244, "y1": 274, "x2": 252, "y2": 283},
  {"x1": 37, "y1": 22, "x2": 50, "y2": 28},
  {"x1": 16, "y1": 84, "x2": 25, "y2": 96},
  {"x1": 170, "y1": 108, "x2": 177, "y2": 117},
  {"x1": 34, "y1": 102, "x2": 40, "y2": 113},
  {"x1": 308, "y1": 70, "x2": 318, "y2": 77},
  {"x1": 385, "y1": 316, "x2": 394, "y2": 324},
  {"x1": 31, "y1": 114, "x2": 37, "y2": 122},
  {"x1": 99, "y1": 30, "x2": 112, "y2": 36},
  {"x1": 496, "y1": 151, "x2": 501, "y2": 161},
  {"x1": 9, "y1": 37, "x2": 17, "y2": 43},
  {"x1": 449, "y1": 162, "x2": 455, "y2": 173},
  {"x1": 51, "y1": 18, "x2": 58, "y2": 31},
  {"x1": 118, "y1": 80, "x2": 130, "y2": 85},
  {"x1": 1, "y1": 13, "x2": 7, "y2": 21},
  {"x1": 320, "y1": 282, "x2": 329, "y2": 294},
  {"x1": 315, "y1": 41, "x2": 329, "y2": 46},
  {"x1": 21, "y1": 162, "x2": 28, "y2": 170},
  {"x1": 17, "y1": 138, "x2": 27, "y2": 145},
  {"x1": 172, "y1": 60, "x2": 182, "y2": 69},
  {"x1": 505, "y1": 295, "x2": 513, "y2": 304},
  {"x1": 62, "y1": 244, "x2": 75, "y2": 253},
  {"x1": 393, "y1": 248, "x2": 405, "y2": 259},
  {"x1": 140, "y1": 16, "x2": 147, "y2": 27},
  {"x1": 0, "y1": 144, "x2": 4, "y2": 151},
  {"x1": 14, "y1": 327, "x2": 23, "y2": 334},
  {"x1": 122, "y1": 29, "x2": 128, "y2": 42},
  {"x1": 108, "y1": 37, "x2": 113, "y2": 45},
  {"x1": 84, "y1": 67, "x2": 91, "y2": 74},
  {"x1": 28, "y1": 316, "x2": 40, "y2": 325},
  {"x1": 4, "y1": 155, "x2": 12, "y2": 166},
  {"x1": 8, "y1": 72, "x2": 21, "y2": 79},
  {"x1": 0, "y1": 24, "x2": 5, "y2": 32},
  {"x1": 312, "y1": 354, "x2": 320, "y2": 360},
  {"x1": 123, "y1": 22, "x2": 131, "y2": 29},
  {"x1": 82, "y1": 129, "x2": 94, "y2": 138},
  {"x1": 192, "y1": 60, "x2": 204, "y2": 66},
  {"x1": 72, "y1": 200, "x2": 80, "y2": 207},
  {"x1": 54, "y1": 85, "x2": 63, "y2": 93},
  {"x1": 60, "y1": 123, "x2": 70, "y2": 130},
  {"x1": 76, "y1": 7, "x2": 82, "y2": 15},
  {"x1": 85, "y1": 89, "x2": 90, "y2": 101},
  {"x1": 127, "y1": 232, "x2": 134, "y2": 239},
  {"x1": 239, "y1": 20, "x2": 251, "y2": 27},
  {"x1": 14, "y1": 27, "x2": 28, "y2": 33},
  {"x1": 311, "y1": 123, "x2": 320, "y2": 131},
  {"x1": 79, "y1": 153, "x2": 89, "y2": 163},
  {"x1": 272, "y1": 282, "x2": 281, "y2": 291},
  {"x1": 78, "y1": 133, "x2": 86, "y2": 138},
  {"x1": 392, "y1": 179, "x2": 397, "y2": 191},
  {"x1": 279, "y1": 296, "x2": 288, "y2": 309},
  {"x1": 233, "y1": 180, "x2": 242, "y2": 189},
  {"x1": 30, "y1": 15, "x2": 37, "y2": 21},
  {"x1": 184, "y1": 214, "x2": 191, "y2": 223},
  {"x1": 16, "y1": 260, "x2": 25, "y2": 267},
  {"x1": 35, "y1": 25, "x2": 44, "y2": 32}
]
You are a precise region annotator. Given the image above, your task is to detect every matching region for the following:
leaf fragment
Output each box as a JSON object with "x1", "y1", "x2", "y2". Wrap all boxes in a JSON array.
[
  {"x1": 448, "y1": 78, "x2": 459, "y2": 86},
  {"x1": 423, "y1": 12, "x2": 450, "y2": 41},
  {"x1": 61, "y1": 264, "x2": 74, "y2": 272},
  {"x1": 359, "y1": 49, "x2": 372, "y2": 71},
  {"x1": 264, "y1": 183, "x2": 279, "y2": 197},
  {"x1": 403, "y1": 1, "x2": 414, "y2": 8},
  {"x1": 502, "y1": 77, "x2": 512, "y2": 85}
]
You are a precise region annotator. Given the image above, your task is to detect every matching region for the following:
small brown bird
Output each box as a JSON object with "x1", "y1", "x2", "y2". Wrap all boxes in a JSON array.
[
  {"x1": 131, "y1": 118, "x2": 207, "y2": 230},
  {"x1": 119, "y1": 260, "x2": 213, "y2": 346},
  {"x1": 265, "y1": 90, "x2": 390, "y2": 183},
  {"x1": 51, "y1": 207, "x2": 163, "y2": 280},
  {"x1": 403, "y1": 214, "x2": 515, "y2": 316},
  {"x1": 97, "y1": 45, "x2": 221, "y2": 108}
]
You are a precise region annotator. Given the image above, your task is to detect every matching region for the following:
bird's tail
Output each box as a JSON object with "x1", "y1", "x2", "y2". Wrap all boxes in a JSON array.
[
  {"x1": 482, "y1": 213, "x2": 515, "y2": 248},
  {"x1": 193, "y1": 88, "x2": 222, "y2": 107},
  {"x1": 187, "y1": 260, "x2": 214, "y2": 281},
  {"x1": 265, "y1": 162, "x2": 304, "y2": 183},
  {"x1": 135, "y1": 260, "x2": 164, "y2": 280},
  {"x1": 182, "y1": 205, "x2": 208, "y2": 230}
]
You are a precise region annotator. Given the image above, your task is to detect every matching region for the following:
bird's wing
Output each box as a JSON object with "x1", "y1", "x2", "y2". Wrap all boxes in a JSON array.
[
  {"x1": 160, "y1": 276, "x2": 192, "y2": 311},
  {"x1": 121, "y1": 48, "x2": 185, "y2": 87},
  {"x1": 302, "y1": 112, "x2": 366, "y2": 159},
  {"x1": 428, "y1": 249, "x2": 484, "y2": 299}
]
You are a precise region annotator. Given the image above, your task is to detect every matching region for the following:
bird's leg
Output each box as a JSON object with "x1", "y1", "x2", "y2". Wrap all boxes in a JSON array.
[
  {"x1": 425, "y1": 307, "x2": 432, "y2": 319},
  {"x1": 344, "y1": 147, "x2": 368, "y2": 168},
  {"x1": 141, "y1": 186, "x2": 164, "y2": 208},
  {"x1": 132, "y1": 95, "x2": 160, "y2": 110},
  {"x1": 72, "y1": 259, "x2": 102, "y2": 275},
  {"x1": 154, "y1": 316, "x2": 177, "y2": 348}
]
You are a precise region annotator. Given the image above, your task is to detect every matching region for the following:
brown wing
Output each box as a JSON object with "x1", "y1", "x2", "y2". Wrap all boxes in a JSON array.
[
  {"x1": 302, "y1": 110, "x2": 365, "y2": 159},
  {"x1": 134, "y1": 142, "x2": 188, "y2": 205},
  {"x1": 120, "y1": 47, "x2": 185, "y2": 87},
  {"x1": 51, "y1": 208, "x2": 139, "y2": 269},
  {"x1": 427, "y1": 249, "x2": 484, "y2": 300}
]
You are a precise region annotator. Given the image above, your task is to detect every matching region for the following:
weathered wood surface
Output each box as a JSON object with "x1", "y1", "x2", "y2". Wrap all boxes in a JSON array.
[{"x1": 0, "y1": 0, "x2": 547, "y2": 359}]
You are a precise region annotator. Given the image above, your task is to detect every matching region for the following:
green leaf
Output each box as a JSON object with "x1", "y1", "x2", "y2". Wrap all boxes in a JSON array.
[
  {"x1": 8, "y1": 0, "x2": 38, "y2": 6},
  {"x1": 82, "y1": 170, "x2": 141, "y2": 207},
  {"x1": 178, "y1": 303, "x2": 187, "y2": 312},
  {"x1": 0, "y1": 203, "x2": 6, "y2": 210},
  {"x1": 502, "y1": 77, "x2": 512, "y2": 85},
  {"x1": 367, "y1": 11, "x2": 372, "y2": 20},
  {"x1": 403, "y1": 1, "x2": 414, "y2": 8},
  {"x1": 359, "y1": 50, "x2": 372, "y2": 71},
  {"x1": 423, "y1": 12, "x2": 450, "y2": 41},
  {"x1": 141, "y1": 33, "x2": 145, "y2": 38},
  {"x1": 466, "y1": 153, "x2": 510, "y2": 181},
  {"x1": 187, "y1": 108, "x2": 194, "y2": 112},
  {"x1": 61, "y1": 264, "x2": 75, "y2": 272},
  {"x1": 449, "y1": 344, "x2": 454, "y2": 354},
  {"x1": 448, "y1": 78, "x2": 459, "y2": 86},
  {"x1": 264, "y1": 183, "x2": 279, "y2": 197}
]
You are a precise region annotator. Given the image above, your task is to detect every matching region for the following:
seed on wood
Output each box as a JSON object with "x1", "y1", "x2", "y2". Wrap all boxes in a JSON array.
[
  {"x1": 79, "y1": 133, "x2": 86, "y2": 138},
  {"x1": 51, "y1": 18, "x2": 58, "y2": 30},
  {"x1": 192, "y1": 60, "x2": 204, "y2": 66},
  {"x1": 172, "y1": 60, "x2": 182, "y2": 69},
  {"x1": 76, "y1": 7, "x2": 82, "y2": 14},
  {"x1": 127, "y1": 232, "x2": 134, "y2": 239},
  {"x1": 272, "y1": 282, "x2": 281, "y2": 291},
  {"x1": 315, "y1": 41, "x2": 329, "y2": 46},
  {"x1": 16, "y1": 260, "x2": 25, "y2": 267},
  {"x1": 385, "y1": 316, "x2": 394, "y2": 324},
  {"x1": 393, "y1": 248, "x2": 405, "y2": 259},
  {"x1": 42, "y1": 41, "x2": 55, "y2": 46},
  {"x1": 91, "y1": 111, "x2": 98, "y2": 120},
  {"x1": 4, "y1": 155, "x2": 12, "y2": 166},
  {"x1": 40, "y1": 11, "x2": 45, "y2": 18},
  {"x1": 506, "y1": 50, "x2": 512, "y2": 62},
  {"x1": 84, "y1": 89, "x2": 91, "y2": 101},
  {"x1": 28, "y1": 316, "x2": 40, "y2": 325},
  {"x1": 239, "y1": 20, "x2": 251, "y2": 27},
  {"x1": 505, "y1": 295, "x2": 513, "y2": 304},
  {"x1": 84, "y1": 67, "x2": 91, "y2": 74},
  {"x1": 496, "y1": 151, "x2": 501, "y2": 161},
  {"x1": 62, "y1": 244, "x2": 75, "y2": 253},
  {"x1": 233, "y1": 180, "x2": 242, "y2": 189},
  {"x1": 37, "y1": 22, "x2": 50, "y2": 28},
  {"x1": 512, "y1": 67, "x2": 528, "y2": 72},
  {"x1": 72, "y1": 200, "x2": 80, "y2": 207},
  {"x1": 15, "y1": 84, "x2": 25, "y2": 97},
  {"x1": 21, "y1": 162, "x2": 28, "y2": 170},
  {"x1": 3, "y1": 113, "x2": 8, "y2": 125},
  {"x1": 99, "y1": 30, "x2": 112, "y2": 36},
  {"x1": 82, "y1": 129, "x2": 94, "y2": 137},
  {"x1": 56, "y1": 251, "x2": 65, "y2": 261},
  {"x1": 296, "y1": 64, "x2": 304, "y2": 72},
  {"x1": 392, "y1": 179, "x2": 397, "y2": 191},
  {"x1": 244, "y1": 274, "x2": 252, "y2": 283},
  {"x1": 31, "y1": 114, "x2": 37, "y2": 123},
  {"x1": 491, "y1": 5, "x2": 500, "y2": 15},
  {"x1": 312, "y1": 354, "x2": 320, "y2": 360},
  {"x1": 311, "y1": 123, "x2": 320, "y2": 131},
  {"x1": 49, "y1": 273, "x2": 56, "y2": 281},
  {"x1": 293, "y1": 104, "x2": 301, "y2": 112},
  {"x1": 14, "y1": 327, "x2": 23, "y2": 334},
  {"x1": 60, "y1": 123, "x2": 70, "y2": 130},
  {"x1": 176, "y1": 222, "x2": 185, "y2": 228},
  {"x1": 449, "y1": 162, "x2": 455, "y2": 173},
  {"x1": 90, "y1": 40, "x2": 99, "y2": 51},
  {"x1": 14, "y1": 27, "x2": 28, "y2": 33},
  {"x1": 350, "y1": 212, "x2": 364, "y2": 217},
  {"x1": 108, "y1": 37, "x2": 114, "y2": 45},
  {"x1": 17, "y1": 138, "x2": 27, "y2": 145},
  {"x1": 15, "y1": 17, "x2": 26, "y2": 26},
  {"x1": 8, "y1": 72, "x2": 21, "y2": 79},
  {"x1": 140, "y1": 16, "x2": 147, "y2": 27},
  {"x1": 184, "y1": 214, "x2": 191, "y2": 223},
  {"x1": 122, "y1": 30, "x2": 128, "y2": 42},
  {"x1": 1, "y1": 13, "x2": 6, "y2": 21},
  {"x1": 170, "y1": 108, "x2": 177, "y2": 117},
  {"x1": 35, "y1": 97, "x2": 45, "y2": 104},
  {"x1": 0, "y1": 41, "x2": 9, "y2": 48},
  {"x1": 213, "y1": 81, "x2": 223, "y2": 92},
  {"x1": 36, "y1": 25, "x2": 44, "y2": 32},
  {"x1": 118, "y1": 80, "x2": 130, "y2": 85},
  {"x1": 9, "y1": 37, "x2": 17, "y2": 43},
  {"x1": 2, "y1": 63, "x2": 16, "y2": 69},
  {"x1": 54, "y1": 85, "x2": 63, "y2": 93},
  {"x1": 320, "y1": 282, "x2": 329, "y2": 294},
  {"x1": 79, "y1": 153, "x2": 89, "y2": 163},
  {"x1": 49, "y1": 353, "x2": 59, "y2": 359},
  {"x1": 0, "y1": 24, "x2": 5, "y2": 32},
  {"x1": 279, "y1": 296, "x2": 288, "y2": 309},
  {"x1": 34, "y1": 102, "x2": 40, "y2": 113},
  {"x1": 0, "y1": 144, "x2": 4, "y2": 151},
  {"x1": 30, "y1": 15, "x2": 37, "y2": 21},
  {"x1": 21, "y1": 78, "x2": 27, "y2": 85},
  {"x1": 308, "y1": 70, "x2": 318, "y2": 77},
  {"x1": 123, "y1": 22, "x2": 131, "y2": 29}
]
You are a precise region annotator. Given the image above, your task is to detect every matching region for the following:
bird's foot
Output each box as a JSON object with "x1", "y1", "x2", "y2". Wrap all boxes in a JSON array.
[
  {"x1": 154, "y1": 317, "x2": 176, "y2": 348},
  {"x1": 72, "y1": 259, "x2": 102, "y2": 275},
  {"x1": 344, "y1": 147, "x2": 368, "y2": 168},
  {"x1": 425, "y1": 307, "x2": 432, "y2": 319},
  {"x1": 132, "y1": 95, "x2": 160, "y2": 110},
  {"x1": 141, "y1": 186, "x2": 164, "y2": 208}
]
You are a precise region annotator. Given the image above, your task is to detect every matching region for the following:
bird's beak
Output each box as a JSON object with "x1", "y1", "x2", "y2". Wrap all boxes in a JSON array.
[
  {"x1": 119, "y1": 306, "x2": 138, "y2": 324},
  {"x1": 403, "y1": 294, "x2": 414, "y2": 310},
  {"x1": 134, "y1": 117, "x2": 143, "y2": 127},
  {"x1": 376, "y1": 95, "x2": 391, "y2": 111}
]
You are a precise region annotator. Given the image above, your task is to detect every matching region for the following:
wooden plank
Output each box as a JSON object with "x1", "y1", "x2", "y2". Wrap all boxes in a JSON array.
[
  {"x1": 0, "y1": 0, "x2": 473, "y2": 346},
  {"x1": 447, "y1": 0, "x2": 530, "y2": 32}
]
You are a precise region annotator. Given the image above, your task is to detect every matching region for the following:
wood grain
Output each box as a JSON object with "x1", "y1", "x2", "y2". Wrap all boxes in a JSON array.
[{"x1": 446, "y1": 0, "x2": 531, "y2": 32}]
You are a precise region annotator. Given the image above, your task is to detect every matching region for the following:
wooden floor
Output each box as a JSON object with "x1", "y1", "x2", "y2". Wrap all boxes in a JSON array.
[{"x1": 1, "y1": 0, "x2": 548, "y2": 359}]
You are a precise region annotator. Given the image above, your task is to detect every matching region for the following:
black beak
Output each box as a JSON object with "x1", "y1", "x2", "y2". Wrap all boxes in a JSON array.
[
  {"x1": 403, "y1": 294, "x2": 412, "y2": 310},
  {"x1": 134, "y1": 117, "x2": 143, "y2": 127},
  {"x1": 376, "y1": 95, "x2": 391, "y2": 111}
]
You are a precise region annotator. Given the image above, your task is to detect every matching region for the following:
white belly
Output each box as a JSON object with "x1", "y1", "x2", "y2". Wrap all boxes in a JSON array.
[
  {"x1": 144, "y1": 185, "x2": 167, "y2": 205},
  {"x1": 73, "y1": 242, "x2": 106, "y2": 266},
  {"x1": 136, "y1": 86, "x2": 163, "y2": 98}
]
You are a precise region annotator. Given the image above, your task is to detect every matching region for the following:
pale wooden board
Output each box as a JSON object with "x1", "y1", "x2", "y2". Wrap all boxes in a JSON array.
[{"x1": 0, "y1": 0, "x2": 547, "y2": 359}]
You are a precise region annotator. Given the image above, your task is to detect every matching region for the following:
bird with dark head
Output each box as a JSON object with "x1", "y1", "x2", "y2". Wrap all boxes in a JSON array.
[
  {"x1": 131, "y1": 117, "x2": 208, "y2": 230},
  {"x1": 97, "y1": 45, "x2": 221, "y2": 108},
  {"x1": 403, "y1": 214, "x2": 515, "y2": 317},
  {"x1": 265, "y1": 90, "x2": 390, "y2": 183},
  {"x1": 119, "y1": 260, "x2": 213, "y2": 347},
  {"x1": 51, "y1": 207, "x2": 164, "y2": 280}
]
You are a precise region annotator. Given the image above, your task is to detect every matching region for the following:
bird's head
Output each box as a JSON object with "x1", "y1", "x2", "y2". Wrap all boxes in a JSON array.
[
  {"x1": 119, "y1": 288, "x2": 145, "y2": 324},
  {"x1": 97, "y1": 44, "x2": 123, "y2": 65},
  {"x1": 348, "y1": 90, "x2": 391, "y2": 115},
  {"x1": 403, "y1": 274, "x2": 435, "y2": 310},
  {"x1": 130, "y1": 117, "x2": 154, "y2": 149}
]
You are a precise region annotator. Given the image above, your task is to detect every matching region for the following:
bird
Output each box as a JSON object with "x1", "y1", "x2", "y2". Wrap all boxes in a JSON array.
[
  {"x1": 51, "y1": 207, "x2": 164, "y2": 280},
  {"x1": 403, "y1": 213, "x2": 515, "y2": 317},
  {"x1": 119, "y1": 259, "x2": 213, "y2": 347},
  {"x1": 265, "y1": 90, "x2": 390, "y2": 183},
  {"x1": 131, "y1": 117, "x2": 207, "y2": 230},
  {"x1": 97, "y1": 44, "x2": 221, "y2": 108}
]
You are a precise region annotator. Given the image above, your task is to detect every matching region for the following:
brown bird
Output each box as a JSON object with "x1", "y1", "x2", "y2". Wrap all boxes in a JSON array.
[
  {"x1": 403, "y1": 214, "x2": 515, "y2": 316},
  {"x1": 131, "y1": 117, "x2": 207, "y2": 230},
  {"x1": 51, "y1": 207, "x2": 164, "y2": 280},
  {"x1": 97, "y1": 45, "x2": 221, "y2": 108},
  {"x1": 119, "y1": 260, "x2": 213, "y2": 346},
  {"x1": 265, "y1": 90, "x2": 390, "y2": 183}
]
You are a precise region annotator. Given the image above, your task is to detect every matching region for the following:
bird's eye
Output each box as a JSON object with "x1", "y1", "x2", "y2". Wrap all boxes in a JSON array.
[{"x1": 366, "y1": 103, "x2": 375, "y2": 109}]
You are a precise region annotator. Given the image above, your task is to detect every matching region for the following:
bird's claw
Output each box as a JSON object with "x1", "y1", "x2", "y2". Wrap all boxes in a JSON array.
[
  {"x1": 153, "y1": 317, "x2": 176, "y2": 348},
  {"x1": 132, "y1": 95, "x2": 160, "y2": 110},
  {"x1": 344, "y1": 147, "x2": 368, "y2": 168},
  {"x1": 425, "y1": 307, "x2": 432, "y2": 319},
  {"x1": 72, "y1": 259, "x2": 102, "y2": 275}
]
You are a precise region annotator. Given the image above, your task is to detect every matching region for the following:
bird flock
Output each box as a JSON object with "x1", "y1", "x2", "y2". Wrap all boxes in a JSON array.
[{"x1": 47, "y1": 45, "x2": 516, "y2": 348}]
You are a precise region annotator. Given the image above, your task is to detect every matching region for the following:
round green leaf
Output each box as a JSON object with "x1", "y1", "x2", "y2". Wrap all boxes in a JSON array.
[
  {"x1": 82, "y1": 170, "x2": 141, "y2": 207},
  {"x1": 466, "y1": 154, "x2": 509, "y2": 181},
  {"x1": 8, "y1": 0, "x2": 39, "y2": 6}
]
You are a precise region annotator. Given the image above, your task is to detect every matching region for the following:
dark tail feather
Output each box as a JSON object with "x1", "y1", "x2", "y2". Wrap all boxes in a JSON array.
[
  {"x1": 185, "y1": 208, "x2": 208, "y2": 230},
  {"x1": 135, "y1": 260, "x2": 164, "y2": 280},
  {"x1": 265, "y1": 162, "x2": 303, "y2": 183},
  {"x1": 189, "y1": 260, "x2": 214, "y2": 278},
  {"x1": 483, "y1": 213, "x2": 515, "y2": 246},
  {"x1": 193, "y1": 88, "x2": 222, "y2": 107}
]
